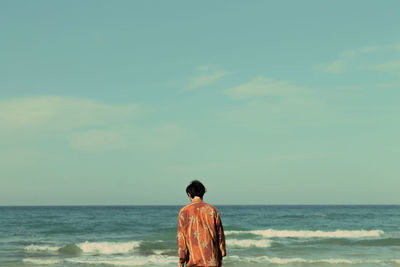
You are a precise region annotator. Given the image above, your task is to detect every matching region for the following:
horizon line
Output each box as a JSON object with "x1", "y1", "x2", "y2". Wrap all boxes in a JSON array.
[{"x1": 1, "y1": 204, "x2": 400, "y2": 207}]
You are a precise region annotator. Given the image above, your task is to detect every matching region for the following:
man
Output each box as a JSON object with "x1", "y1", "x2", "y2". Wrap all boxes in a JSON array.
[{"x1": 177, "y1": 180, "x2": 226, "y2": 267}]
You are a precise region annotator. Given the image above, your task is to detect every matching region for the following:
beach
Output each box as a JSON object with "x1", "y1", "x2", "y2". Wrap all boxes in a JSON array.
[{"x1": 1, "y1": 205, "x2": 399, "y2": 266}]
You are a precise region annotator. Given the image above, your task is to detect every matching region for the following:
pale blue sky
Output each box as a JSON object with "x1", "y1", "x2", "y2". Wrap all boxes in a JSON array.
[{"x1": 1, "y1": 1, "x2": 399, "y2": 205}]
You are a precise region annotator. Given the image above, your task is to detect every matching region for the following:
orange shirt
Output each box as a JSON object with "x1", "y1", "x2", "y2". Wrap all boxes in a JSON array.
[{"x1": 177, "y1": 199, "x2": 226, "y2": 267}]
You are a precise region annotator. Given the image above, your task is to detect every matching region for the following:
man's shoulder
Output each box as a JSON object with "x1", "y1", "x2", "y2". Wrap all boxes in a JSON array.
[
  {"x1": 179, "y1": 203, "x2": 193, "y2": 213},
  {"x1": 179, "y1": 202, "x2": 218, "y2": 213},
  {"x1": 203, "y1": 202, "x2": 218, "y2": 211},
  {"x1": 199, "y1": 202, "x2": 220, "y2": 216},
  {"x1": 179, "y1": 205, "x2": 187, "y2": 214}
]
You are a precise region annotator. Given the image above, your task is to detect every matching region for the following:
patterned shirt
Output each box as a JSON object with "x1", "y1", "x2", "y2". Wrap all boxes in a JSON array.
[{"x1": 177, "y1": 199, "x2": 226, "y2": 267}]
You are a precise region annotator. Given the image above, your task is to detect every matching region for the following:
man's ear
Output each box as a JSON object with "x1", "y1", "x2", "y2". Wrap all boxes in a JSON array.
[{"x1": 187, "y1": 193, "x2": 192, "y2": 198}]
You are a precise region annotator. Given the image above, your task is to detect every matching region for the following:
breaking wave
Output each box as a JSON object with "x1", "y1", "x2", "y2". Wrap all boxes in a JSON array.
[
  {"x1": 225, "y1": 229, "x2": 384, "y2": 238},
  {"x1": 25, "y1": 244, "x2": 59, "y2": 252},
  {"x1": 66, "y1": 255, "x2": 177, "y2": 266},
  {"x1": 25, "y1": 241, "x2": 142, "y2": 255},
  {"x1": 22, "y1": 258, "x2": 63, "y2": 265},
  {"x1": 22, "y1": 254, "x2": 177, "y2": 266},
  {"x1": 226, "y1": 255, "x2": 400, "y2": 265},
  {"x1": 227, "y1": 239, "x2": 272, "y2": 248},
  {"x1": 77, "y1": 241, "x2": 141, "y2": 254},
  {"x1": 21, "y1": 256, "x2": 400, "y2": 266}
]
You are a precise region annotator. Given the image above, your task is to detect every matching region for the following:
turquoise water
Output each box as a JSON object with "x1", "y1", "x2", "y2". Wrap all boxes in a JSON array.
[{"x1": 1, "y1": 205, "x2": 400, "y2": 266}]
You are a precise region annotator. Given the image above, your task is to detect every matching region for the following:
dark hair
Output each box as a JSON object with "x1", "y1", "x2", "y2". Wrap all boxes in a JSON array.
[{"x1": 186, "y1": 180, "x2": 206, "y2": 198}]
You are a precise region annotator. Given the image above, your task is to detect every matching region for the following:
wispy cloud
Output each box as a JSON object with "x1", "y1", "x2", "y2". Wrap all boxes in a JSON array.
[
  {"x1": 0, "y1": 96, "x2": 183, "y2": 152},
  {"x1": 315, "y1": 44, "x2": 396, "y2": 74},
  {"x1": 216, "y1": 75, "x2": 330, "y2": 136},
  {"x1": 182, "y1": 65, "x2": 229, "y2": 91},
  {"x1": 315, "y1": 59, "x2": 348, "y2": 74},
  {"x1": 364, "y1": 60, "x2": 400, "y2": 76},
  {"x1": 339, "y1": 45, "x2": 382, "y2": 57},
  {"x1": 0, "y1": 96, "x2": 143, "y2": 133},
  {"x1": 224, "y1": 76, "x2": 306, "y2": 99}
]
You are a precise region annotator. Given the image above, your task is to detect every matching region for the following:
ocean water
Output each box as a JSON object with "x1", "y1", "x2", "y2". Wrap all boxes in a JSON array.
[{"x1": 1, "y1": 205, "x2": 400, "y2": 267}]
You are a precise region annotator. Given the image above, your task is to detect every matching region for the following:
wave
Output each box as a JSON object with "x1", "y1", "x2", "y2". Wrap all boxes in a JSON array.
[
  {"x1": 66, "y1": 255, "x2": 177, "y2": 266},
  {"x1": 22, "y1": 254, "x2": 177, "y2": 266},
  {"x1": 20, "y1": 255, "x2": 400, "y2": 266},
  {"x1": 225, "y1": 229, "x2": 384, "y2": 238},
  {"x1": 25, "y1": 245, "x2": 59, "y2": 252},
  {"x1": 22, "y1": 258, "x2": 63, "y2": 265},
  {"x1": 227, "y1": 239, "x2": 272, "y2": 248},
  {"x1": 226, "y1": 255, "x2": 400, "y2": 265},
  {"x1": 77, "y1": 241, "x2": 141, "y2": 254},
  {"x1": 25, "y1": 241, "x2": 142, "y2": 255}
]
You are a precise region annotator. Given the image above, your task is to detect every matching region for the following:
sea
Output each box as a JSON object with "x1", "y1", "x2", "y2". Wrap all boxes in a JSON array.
[{"x1": 0, "y1": 205, "x2": 399, "y2": 267}]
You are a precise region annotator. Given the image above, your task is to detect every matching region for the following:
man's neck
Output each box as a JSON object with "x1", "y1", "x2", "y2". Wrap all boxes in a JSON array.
[{"x1": 191, "y1": 196, "x2": 203, "y2": 203}]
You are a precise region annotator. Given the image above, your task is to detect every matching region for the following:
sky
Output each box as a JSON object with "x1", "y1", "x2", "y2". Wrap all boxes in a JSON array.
[{"x1": 0, "y1": 1, "x2": 399, "y2": 205}]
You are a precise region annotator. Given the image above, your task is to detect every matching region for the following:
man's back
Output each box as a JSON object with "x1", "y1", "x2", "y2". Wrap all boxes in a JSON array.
[{"x1": 177, "y1": 198, "x2": 226, "y2": 267}]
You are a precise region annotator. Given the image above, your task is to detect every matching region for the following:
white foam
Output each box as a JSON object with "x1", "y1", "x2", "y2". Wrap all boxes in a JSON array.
[
  {"x1": 66, "y1": 255, "x2": 177, "y2": 266},
  {"x1": 227, "y1": 239, "x2": 272, "y2": 248},
  {"x1": 226, "y1": 229, "x2": 384, "y2": 238},
  {"x1": 25, "y1": 241, "x2": 142, "y2": 255},
  {"x1": 77, "y1": 241, "x2": 141, "y2": 254},
  {"x1": 25, "y1": 245, "x2": 60, "y2": 252},
  {"x1": 153, "y1": 249, "x2": 166, "y2": 255},
  {"x1": 23, "y1": 258, "x2": 63, "y2": 265},
  {"x1": 226, "y1": 255, "x2": 400, "y2": 265}
]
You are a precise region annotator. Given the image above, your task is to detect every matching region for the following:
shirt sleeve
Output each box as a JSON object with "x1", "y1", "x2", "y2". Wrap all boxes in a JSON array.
[
  {"x1": 177, "y1": 210, "x2": 189, "y2": 264},
  {"x1": 216, "y1": 210, "x2": 226, "y2": 257}
]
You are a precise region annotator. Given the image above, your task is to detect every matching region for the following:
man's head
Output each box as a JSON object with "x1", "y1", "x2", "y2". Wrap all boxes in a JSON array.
[{"x1": 186, "y1": 180, "x2": 206, "y2": 199}]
